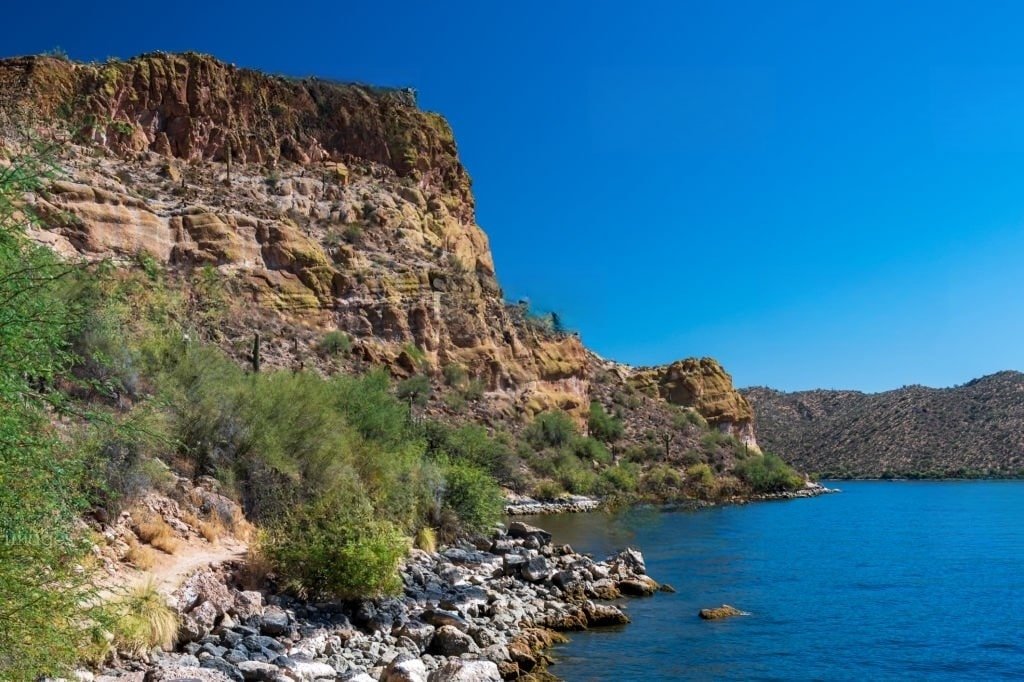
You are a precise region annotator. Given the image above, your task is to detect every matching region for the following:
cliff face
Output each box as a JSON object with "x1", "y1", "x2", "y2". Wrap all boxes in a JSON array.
[
  {"x1": 743, "y1": 372, "x2": 1024, "y2": 478},
  {"x1": 0, "y1": 52, "x2": 754, "y2": 444}
]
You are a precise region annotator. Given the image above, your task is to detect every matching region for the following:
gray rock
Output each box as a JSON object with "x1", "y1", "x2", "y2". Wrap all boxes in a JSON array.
[
  {"x1": 419, "y1": 609, "x2": 468, "y2": 632},
  {"x1": 427, "y1": 659, "x2": 501, "y2": 682},
  {"x1": 395, "y1": 621, "x2": 435, "y2": 650},
  {"x1": 507, "y1": 522, "x2": 552, "y2": 547},
  {"x1": 521, "y1": 556, "x2": 550, "y2": 582},
  {"x1": 236, "y1": 660, "x2": 280, "y2": 681},
  {"x1": 381, "y1": 653, "x2": 428, "y2": 682},
  {"x1": 145, "y1": 666, "x2": 233, "y2": 682},
  {"x1": 200, "y1": 657, "x2": 244, "y2": 682},
  {"x1": 427, "y1": 625, "x2": 479, "y2": 656},
  {"x1": 259, "y1": 606, "x2": 290, "y2": 636}
]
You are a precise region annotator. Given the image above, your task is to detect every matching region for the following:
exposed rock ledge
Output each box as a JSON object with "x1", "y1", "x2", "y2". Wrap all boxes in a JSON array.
[
  {"x1": 83, "y1": 522, "x2": 660, "y2": 682},
  {"x1": 504, "y1": 495, "x2": 601, "y2": 516}
]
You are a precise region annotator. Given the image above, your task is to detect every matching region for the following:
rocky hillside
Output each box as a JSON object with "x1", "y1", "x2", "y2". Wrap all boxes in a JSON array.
[
  {"x1": 743, "y1": 372, "x2": 1024, "y2": 478},
  {"x1": 0, "y1": 51, "x2": 763, "y2": 468}
]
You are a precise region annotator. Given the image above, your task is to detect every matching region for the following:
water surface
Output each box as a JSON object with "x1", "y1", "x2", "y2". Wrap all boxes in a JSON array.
[{"x1": 519, "y1": 482, "x2": 1024, "y2": 680}]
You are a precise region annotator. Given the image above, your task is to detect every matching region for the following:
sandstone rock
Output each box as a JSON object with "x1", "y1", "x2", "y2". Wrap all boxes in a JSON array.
[
  {"x1": 698, "y1": 604, "x2": 744, "y2": 620},
  {"x1": 583, "y1": 602, "x2": 630, "y2": 627},
  {"x1": 617, "y1": 575, "x2": 660, "y2": 597}
]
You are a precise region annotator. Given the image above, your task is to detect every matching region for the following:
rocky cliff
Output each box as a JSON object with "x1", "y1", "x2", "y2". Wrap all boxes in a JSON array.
[
  {"x1": 743, "y1": 372, "x2": 1024, "y2": 478},
  {"x1": 0, "y1": 51, "x2": 756, "y2": 449}
]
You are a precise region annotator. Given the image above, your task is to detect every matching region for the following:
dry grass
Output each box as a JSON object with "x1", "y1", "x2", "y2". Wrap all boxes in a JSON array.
[
  {"x1": 124, "y1": 538, "x2": 157, "y2": 569},
  {"x1": 133, "y1": 511, "x2": 180, "y2": 554},
  {"x1": 414, "y1": 527, "x2": 437, "y2": 553},
  {"x1": 198, "y1": 517, "x2": 223, "y2": 543},
  {"x1": 110, "y1": 578, "x2": 178, "y2": 655},
  {"x1": 236, "y1": 541, "x2": 274, "y2": 590}
]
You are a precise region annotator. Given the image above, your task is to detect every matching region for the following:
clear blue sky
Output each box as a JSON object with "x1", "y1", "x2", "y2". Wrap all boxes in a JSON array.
[{"x1": 7, "y1": 1, "x2": 1024, "y2": 392}]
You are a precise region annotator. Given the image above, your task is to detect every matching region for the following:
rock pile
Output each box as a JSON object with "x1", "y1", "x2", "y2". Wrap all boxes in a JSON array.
[{"x1": 91, "y1": 522, "x2": 661, "y2": 681}]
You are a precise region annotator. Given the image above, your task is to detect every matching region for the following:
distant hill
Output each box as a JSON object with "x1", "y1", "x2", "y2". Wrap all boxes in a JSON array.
[{"x1": 742, "y1": 372, "x2": 1024, "y2": 478}]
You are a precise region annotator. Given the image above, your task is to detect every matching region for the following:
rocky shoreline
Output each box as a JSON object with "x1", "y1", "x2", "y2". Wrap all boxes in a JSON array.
[
  {"x1": 503, "y1": 496, "x2": 602, "y2": 516},
  {"x1": 83, "y1": 521, "x2": 661, "y2": 682}
]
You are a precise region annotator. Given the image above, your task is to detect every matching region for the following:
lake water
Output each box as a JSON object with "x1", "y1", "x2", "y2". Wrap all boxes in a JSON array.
[{"x1": 518, "y1": 482, "x2": 1024, "y2": 680}]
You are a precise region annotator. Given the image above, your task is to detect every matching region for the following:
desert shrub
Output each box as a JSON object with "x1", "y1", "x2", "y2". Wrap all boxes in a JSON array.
[
  {"x1": 588, "y1": 401, "x2": 624, "y2": 443},
  {"x1": 440, "y1": 459, "x2": 503, "y2": 534},
  {"x1": 261, "y1": 491, "x2": 406, "y2": 600},
  {"x1": 532, "y1": 479, "x2": 566, "y2": 500},
  {"x1": 686, "y1": 462, "x2": 716, "y2": 488},
  {"x1": 523, "y1": 411, "x2": 577, "y2": 449},
  {"x1": 442, "y1": 363, "x2": 468, "y2": 387},
  {"x1": 643, "y1": 464, "x2": 683, "y2": 495},
  {"x1": 395, "y1": 374, "x2": 432, "y2": 407},
  {"x1": 701, "y1": 430, "x2": 740, "y2": 449},
  {"x1": 598, "y1": 464, "x2": 638, "y2": 493},
  {"x1": 319, "y1": 330, "x2": 352, "y2": 356},
  {"x1": 425, "y1": 422, "x2": 517, "y2": 481},
  {"x1": 443, "y1": 391, "x2": 467, "y2": 412},
  {"x1": 673, "y1": 408, "x2": 708, "y2": 431},
  {"x1": 681, "y1": 449, "x2": 704, "y2": 467},
  {"x1": 463, "y1": 378, "x2": 485, "y2": 402},
  {"x1": 569, "y1": 436, "x2": 613, "y2": 466},
  {"x1": 109, "y1": 579, "x2": 178, "y2": 655},
  {"x1": 735, "y1": 453, "x2": 804, "y2": 493}
]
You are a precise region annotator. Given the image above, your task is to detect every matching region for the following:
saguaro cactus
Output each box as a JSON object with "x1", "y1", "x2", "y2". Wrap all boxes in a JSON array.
[{"x1": 251, "y1": 332, "x2": 261, "y2": 373}]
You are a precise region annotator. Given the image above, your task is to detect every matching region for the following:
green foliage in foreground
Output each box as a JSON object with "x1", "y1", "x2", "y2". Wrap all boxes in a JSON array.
[
  {"x1": 588, "y1": 400, "x2": 624, "y2": 443},
  {"x1": 734, "y1": 452, "x2": 805, "y2": 493},
  {"x1": 0, "y1": 141, "x2": 109, "y2": 680}
]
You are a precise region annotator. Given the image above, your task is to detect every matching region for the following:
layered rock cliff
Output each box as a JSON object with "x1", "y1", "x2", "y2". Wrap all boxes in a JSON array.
[{"x1": 0, "y1": 51, "x2": 756, "y2": 449}]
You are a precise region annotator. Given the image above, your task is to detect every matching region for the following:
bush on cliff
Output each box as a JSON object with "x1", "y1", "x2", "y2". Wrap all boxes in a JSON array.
[
  {"x1": 588, "y1": 401, "x2": 624, "y2": 443},
  {"x1": 523, "y1": 411, "x2": 577, "y2": 448},
  {"x1": 735, "y1": 453, "x2": 804, "y2": 493}
]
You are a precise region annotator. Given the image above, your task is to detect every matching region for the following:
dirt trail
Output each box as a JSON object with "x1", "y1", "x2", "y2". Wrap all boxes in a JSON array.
[{"x1": 145, "y1": 537, "x2": 248, "y2": 594}]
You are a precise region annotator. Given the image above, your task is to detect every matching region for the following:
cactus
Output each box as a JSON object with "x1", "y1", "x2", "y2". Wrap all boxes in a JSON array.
[{"x1": 251, "y1": 332, "x2": 261, "y2": 373}]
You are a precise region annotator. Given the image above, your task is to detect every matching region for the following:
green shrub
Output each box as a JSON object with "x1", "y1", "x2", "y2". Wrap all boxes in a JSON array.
[
  {"x1": 319, "y1": 330, "x2": 352, "y2": 356},
  {"x1": 735, "y1": 453, "x2": 804, "y2": 493},
  {"x1": 673, "y1": 408, "x2": 708, "y2": 431},
  {"x1": 523, "y1": 411, "x2": 577, "y2": 449},
  {"x1": 599, "y1": 464, "x2": 638, "y2": 493},
  {"x1": 441, "y1": 460, "x2": 503, "y2": 534},
  {"x1": 463, "y1": 378, "x2": 485, "y2": 402},
  {"x1": 442, "y1": 363, "x2": 467, "y2": 387},
  {"x1": 588, "y1": 401, "x2": 624, "y2": 443},
  {"x1": 262, "y1": 491, "x2": 406, "y2": 600},
  {"x1": 396, "y1": 374, "x2": 432, "y2": 407},
  {"x1": 532, "y1": 479, "x2": 565, "y2": 500},
  {"x1": 570, "y1": 436, "x2": 613, "y2": 465},
  {"x1": 686, "y1": 462, "x2": 716, "y2": 488},
  {"x1": 643, "y1": 464, "x2": 683, "y2": 495}
]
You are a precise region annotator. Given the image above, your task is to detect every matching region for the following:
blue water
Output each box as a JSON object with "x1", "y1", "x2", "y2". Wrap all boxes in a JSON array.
[{"x1": 523, "y1": 482, "x2": 1024, "y2": 681}]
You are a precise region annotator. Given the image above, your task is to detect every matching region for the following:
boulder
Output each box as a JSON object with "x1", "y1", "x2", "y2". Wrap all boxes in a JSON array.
[
  {"x1": 698, "y1": 604, "x2": 744, "y2": 620},
  {"x1": 501, "y1": 554, "x2": 528, "y2": 578},
  {"x1": 427, "y1": 625, "x2": 479, "y2": 656},
  {"x1": 199, "y1": 657, "x2": 244, "y2": 682},
  {"x1": 396, "y1": 620, "x2": 436, "y2": 650},
  {"x1": 258, "y1": 605, "x2": 290, "y2": 635},
  {"x1": 236, "y1": 660, "x2": 280, "y2": 681},
  {"x1": 232, "y1": 591, "x2": 264, "y2": 619},
  {"x1": 584, "y1": 602, "x2": 630, "y2": 627},
  {"x1": 419, "y1": 608, "x2": 469, "y2": 631},
  {"x1": 521, "y1": 556, "x2": 550, "y2": 583},
  {"x1": 506, "y1": 522, "x2": 552, "y2": 547},
  {"x1": 382, "y1": 653, "x2": 429, "y2": 682},
  {"x1": 617, "y1": 575, "x2": 659, "y2": 596},
  {"x1": 427, "y1": 659, "x2": 502, "y2": 682},
  {"x1": 145, "y1": 666, "x2": 233, "y2": 682}
]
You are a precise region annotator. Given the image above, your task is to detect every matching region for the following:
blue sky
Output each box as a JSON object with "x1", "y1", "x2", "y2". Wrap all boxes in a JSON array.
[{"x1": 6, "y1": 1, "x2": 1024, "y2": 391}]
